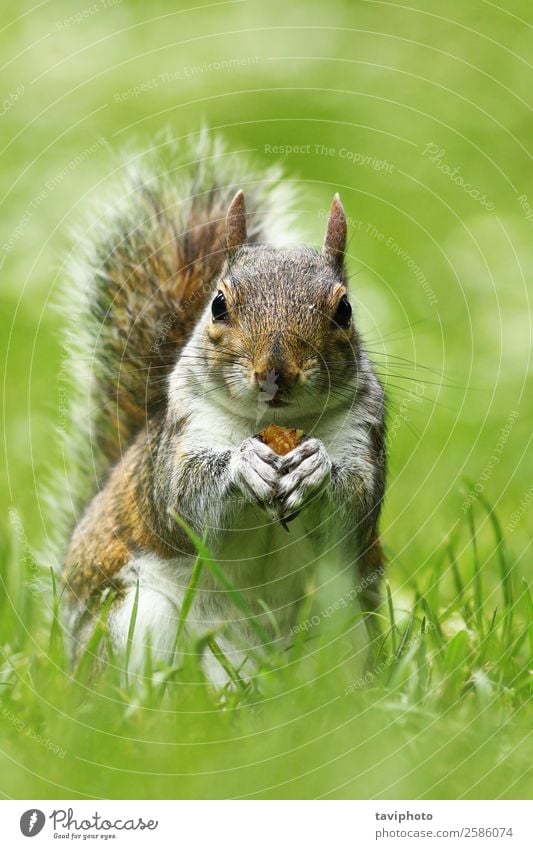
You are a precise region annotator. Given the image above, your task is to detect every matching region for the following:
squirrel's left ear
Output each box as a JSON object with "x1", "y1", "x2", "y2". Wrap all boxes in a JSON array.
[
  {"x1": 322, "y1": 193, "x2": 347, "y2": 271},
  {"x1": 225, "y1": 190, "x2": 248, "y2": 253}
]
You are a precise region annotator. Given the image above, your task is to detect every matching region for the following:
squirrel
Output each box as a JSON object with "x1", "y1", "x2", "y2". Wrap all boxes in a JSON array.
[{"x1": 61, "y1": 134, "x2": 386, "y2": 683}]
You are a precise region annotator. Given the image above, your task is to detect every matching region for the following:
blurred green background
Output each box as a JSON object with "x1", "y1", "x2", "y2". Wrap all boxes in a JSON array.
[{"x1": 0, "y1": 0, "x2": 531, "y2": 800}]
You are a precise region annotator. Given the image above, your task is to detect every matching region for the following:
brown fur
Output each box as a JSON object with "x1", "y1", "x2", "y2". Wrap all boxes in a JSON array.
[{"x1": 87, "y1": 192, "x2": 256, "y2": 477}]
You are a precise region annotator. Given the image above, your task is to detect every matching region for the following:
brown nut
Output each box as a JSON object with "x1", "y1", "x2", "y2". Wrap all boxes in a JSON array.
[{"x1": 258, "y1": 423, "x2": 304, "y2": 456}]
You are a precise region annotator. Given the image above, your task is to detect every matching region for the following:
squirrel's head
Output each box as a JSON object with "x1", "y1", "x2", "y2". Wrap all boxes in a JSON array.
[{"x1": 190, "y1": 191, "x2": 361, "y2": 421}]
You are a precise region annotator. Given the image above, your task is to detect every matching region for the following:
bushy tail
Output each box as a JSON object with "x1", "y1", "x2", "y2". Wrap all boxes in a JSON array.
[{"x1": 58, "y1": 132, "x2": 299, "y2": 538}]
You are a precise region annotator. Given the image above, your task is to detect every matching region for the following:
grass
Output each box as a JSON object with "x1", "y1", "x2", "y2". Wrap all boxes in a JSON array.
[{"x1": 0, "y1": 498, "x2": 530, "y2": 800}]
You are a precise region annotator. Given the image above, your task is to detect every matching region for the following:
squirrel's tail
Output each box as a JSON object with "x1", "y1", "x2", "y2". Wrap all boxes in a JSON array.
[{"x1": 58, "y1": 131, "x2": 300, "y2": 536}]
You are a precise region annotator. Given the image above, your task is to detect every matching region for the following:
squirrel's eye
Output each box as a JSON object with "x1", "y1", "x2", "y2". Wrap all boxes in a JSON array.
[
  {"x1": 211, "y1": 290, "x2": 229, "y2": 321},
  {"x1": 332, "y1": 294, "x2": 352, "y2": 328}
]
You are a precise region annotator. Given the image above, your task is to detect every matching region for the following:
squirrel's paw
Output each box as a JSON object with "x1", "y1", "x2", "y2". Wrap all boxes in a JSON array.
[
  {"x1": 276, "y1": 438, "x2": 332, "y2": 517},
  {"x1": 230, "y1": 437, "x2": 282, "y2": 506}
]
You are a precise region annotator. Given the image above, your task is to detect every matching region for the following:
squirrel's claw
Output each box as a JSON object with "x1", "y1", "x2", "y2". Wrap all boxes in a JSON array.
[{"x1": 279, "y1": 510, "x2": 301, "y2": 532}]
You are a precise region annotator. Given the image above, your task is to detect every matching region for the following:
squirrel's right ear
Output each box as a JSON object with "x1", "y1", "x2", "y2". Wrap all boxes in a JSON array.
[
  {"x1": 225, "y1": 190, "x2": 248, "y2": 253},
  {"x1": 322, "y1": 193, "x2": 347, "y2": 272}
]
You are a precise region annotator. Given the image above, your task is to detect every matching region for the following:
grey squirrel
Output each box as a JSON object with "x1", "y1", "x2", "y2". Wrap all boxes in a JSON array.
[{"x1": 62, "y1": 134, "x2": 386, "y2": 682}]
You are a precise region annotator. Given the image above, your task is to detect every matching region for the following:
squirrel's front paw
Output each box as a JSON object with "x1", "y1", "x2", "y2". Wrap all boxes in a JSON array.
[
  {"x1": 229, "y1": 437, "x2": 282, "y2": 506},
  {"x1": 276, "y1": 438, "x2": 332, "y2": 519}
]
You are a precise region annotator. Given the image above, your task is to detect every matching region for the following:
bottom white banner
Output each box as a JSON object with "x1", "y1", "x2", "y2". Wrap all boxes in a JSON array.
[{"x1": 2, "y1": 799, "x2": 531, "y2": 848}]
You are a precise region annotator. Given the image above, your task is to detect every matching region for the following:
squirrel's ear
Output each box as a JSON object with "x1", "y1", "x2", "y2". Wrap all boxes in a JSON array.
[
  {"x1": 322, "y1": 193, "x2": 347, "y2": 270},
  {"x1": 225, "y1": 190, "x2": 247, "y2": 252}
]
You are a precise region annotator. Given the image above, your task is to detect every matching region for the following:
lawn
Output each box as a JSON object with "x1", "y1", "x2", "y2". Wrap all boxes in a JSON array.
[{"x1": 0, "y1": 0, "x2": 531, "y2": 799}]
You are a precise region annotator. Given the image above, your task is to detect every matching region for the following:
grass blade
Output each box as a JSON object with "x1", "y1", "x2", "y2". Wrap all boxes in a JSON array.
[
  {"x1": 477, "y1": 493, "x2": 514, "y2": 644},
  {"x1": 520, "y1": 578, "x2": 533, "y2": 659},
  {"x1": 448, "y1": 541, "x2": 472, "y2": 625},
  {"x1": 419, "y1": 595, "x2": 444, "y2": 647},
  {"x1": 47, "y1": 567, "x2": 66, "y2": 667},
  {"x1": 442, "y1": 629, "x2": 470, "y2": 702},
  {"x1": 206, "y1": 636, "x2": 247, "y2": 692},
  {"x1": 74, "y1": 589, "x2": 116, "y2": 683}
]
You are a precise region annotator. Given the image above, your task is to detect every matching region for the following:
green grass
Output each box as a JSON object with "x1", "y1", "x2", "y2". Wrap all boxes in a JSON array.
[{"x1": 0, "y1": 499, "x2": 530, "y2": 800}]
